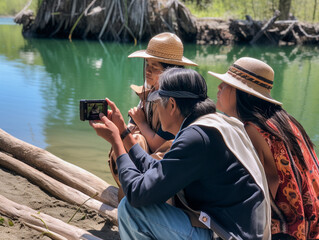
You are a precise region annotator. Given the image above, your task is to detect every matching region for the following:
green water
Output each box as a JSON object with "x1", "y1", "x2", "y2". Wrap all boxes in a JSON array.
[{"x1": 1, "y1": 18, "x2": 318, "y2": 186}]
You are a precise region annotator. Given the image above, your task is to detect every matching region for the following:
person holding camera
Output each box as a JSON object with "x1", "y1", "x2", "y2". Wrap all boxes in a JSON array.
[
  {"x1": 208, "y1": 57, "x2": 319, "y2": 240},
  {"x1": 90, "y1": 68, "x2": 271, "y2": 240},
  {"x1": 108, "y1": 32, "x2": 198, "y2": 200}
]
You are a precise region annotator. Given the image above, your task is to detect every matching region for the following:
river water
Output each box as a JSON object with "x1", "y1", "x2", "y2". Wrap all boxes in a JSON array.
[{"x1": 1, "y1": 18, "x2": 318, "y2": 185}]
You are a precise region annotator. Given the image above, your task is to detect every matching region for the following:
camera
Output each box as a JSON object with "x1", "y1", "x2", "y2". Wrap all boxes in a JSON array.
[{"x1": 80, "y1": 99, "x2": 108, "y2": 121}]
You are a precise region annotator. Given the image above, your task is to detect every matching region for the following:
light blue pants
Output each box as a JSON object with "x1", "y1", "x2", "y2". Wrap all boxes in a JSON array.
[{"x1": 118, "y1": 197, "x2": 213, "y2": 240}]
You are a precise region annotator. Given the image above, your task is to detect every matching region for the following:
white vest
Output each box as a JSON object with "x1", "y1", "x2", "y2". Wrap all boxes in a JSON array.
[{"x1": 190, "y1": 113, "x2": 271, "y2": 240}]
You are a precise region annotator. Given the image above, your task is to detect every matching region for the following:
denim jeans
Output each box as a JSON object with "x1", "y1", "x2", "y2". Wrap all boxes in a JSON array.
[{"x1": 118, "y1": 197, "x2": 213, "y2": 240}]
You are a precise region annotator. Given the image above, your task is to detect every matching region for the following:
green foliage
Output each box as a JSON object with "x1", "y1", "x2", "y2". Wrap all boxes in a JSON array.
[
  {"x1": 0, "y1": 217, "x2": 5, "y2": 226},
  {"x1": 0, "y1": 216, "x2": 14, "y2": 226},
  {"x1": 184, "y1": 0, "x2": 319, "y2": 22},
  {"x1": 67, "y1": 192, "x2": 98, "y2": 223},
  {"x1": 0, "y1": 0, "x2": 38, "y2": 16},
  {"x1": 8, "y1": 219, "x2": 14, "y2": 226},
  {"x1": 1, "y1": 0, "x2": 319, "y2": 22}
]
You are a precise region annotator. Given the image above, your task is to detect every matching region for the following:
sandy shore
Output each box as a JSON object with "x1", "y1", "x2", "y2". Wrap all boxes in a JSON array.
[{"x1": 0, "y1": 167, "x2": 120, "y2": 240}]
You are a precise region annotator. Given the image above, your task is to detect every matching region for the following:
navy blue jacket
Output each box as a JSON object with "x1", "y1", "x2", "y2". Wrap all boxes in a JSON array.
[{"x1": 117, "y1": 115, "x2": 265, "y2": 239}]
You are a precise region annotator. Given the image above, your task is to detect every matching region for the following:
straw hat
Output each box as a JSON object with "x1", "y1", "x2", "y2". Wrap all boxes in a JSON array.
[
  {"x1": 208, "y1": 57, "x2": 282, "y2": 105},
  {"x1": 128, "y1": 32, "x2": 198, "y2": 66}
]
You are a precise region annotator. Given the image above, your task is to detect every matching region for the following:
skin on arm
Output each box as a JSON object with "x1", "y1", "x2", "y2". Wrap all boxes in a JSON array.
[
  {"x1": 245, "y1": 123, "x2": 279, "y2": 199},
  {"x1": 129, "y1": 106, "x2": 166, "y2": 152}
]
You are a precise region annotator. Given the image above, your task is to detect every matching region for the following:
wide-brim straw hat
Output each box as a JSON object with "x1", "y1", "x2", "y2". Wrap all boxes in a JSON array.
[
  {"x1": 128, "y1": 32, "x2": 198, "y2": 66},
  {"x1": 208, "y1": 57, "x2": 282, "y2": 106}
]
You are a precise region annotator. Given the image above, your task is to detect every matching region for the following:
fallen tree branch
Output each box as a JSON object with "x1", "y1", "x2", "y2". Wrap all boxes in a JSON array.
[
  {"x1": 275, "y1": 20, "x2": 298, "y2": 24},
  {"x1": 297, "y1": 23, "x2": 319, "y2": 38},
  {"x1": 15, "y1": 0, "x2": 33, "y2": 20},
  {"x1": 0, "y1": 152, "x2": 118, "y2": 225},
  {"x1": 24, "y1": 223, "x2": 67, "y2": 240},
  {"x1": 250, "y1": 10, "x2": 281, "y2": 44},
  {"x1": 0, "y1": 194, "x2": 103, "y2": 240},
  {"x1": 279, "y1": 21, "x2": 296, "y2": 37},
  {"x1": 292, "y1": 29, "x2": 301, "y2": 44},
  {"x1": 0, "y1": 128, "x2": 118, "y2": 208}
]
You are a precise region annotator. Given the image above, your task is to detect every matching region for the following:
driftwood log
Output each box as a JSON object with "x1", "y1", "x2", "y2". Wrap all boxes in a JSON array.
[
  {"x1": 0, "y1": 195, "x2": 103, "y2": 240},
  {"x1": 250, "y1": 10, "x2": 281, "y2": 44},
  {"x1": 0, "y1": 152, "x2": 118, "y2": 225},
  {"x1": 229, "y1": 13, "x2": 319, "y2": 45},
  {"x1": 0, "y1": 128, "x2": 118, "y2": 208}
]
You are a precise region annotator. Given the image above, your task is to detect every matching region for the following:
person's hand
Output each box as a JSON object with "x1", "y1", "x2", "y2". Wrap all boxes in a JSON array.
[
  {"x1": 89, "y1": 113, "x2": 121, "y2": 146},
  {"x1": 105, "y1": 98, "x2": 126, "y2": 134},
  {"x1": 128, "y1": 107, "x2": 147, "y2": 127}
]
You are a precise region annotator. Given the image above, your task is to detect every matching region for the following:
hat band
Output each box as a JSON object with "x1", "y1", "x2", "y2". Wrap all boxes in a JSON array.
[
  {"x1": 228, "y1": 64, "x2": 273, "y2": 89},
  {"x1": 146, "y1": 49, "x2": 183, "y2": 61},
  {"x1": 147, "y1": 89, "x2": 206, "y2": 102},
  {"x1": 158, "y1": 90, "x2": 205, "y2": 99}
]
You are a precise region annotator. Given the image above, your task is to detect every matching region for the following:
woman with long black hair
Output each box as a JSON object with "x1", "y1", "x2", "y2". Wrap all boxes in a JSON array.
[{"x1": 209, "y1": 57, "x2": 319, "y2": 240}]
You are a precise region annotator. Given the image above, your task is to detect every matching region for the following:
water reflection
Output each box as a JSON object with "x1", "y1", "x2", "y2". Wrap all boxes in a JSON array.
[
  {"x1": 21, "y1": 38, "x2": 148, "y2": 184},
  {"x1": 191, "y1": 44, "x2": 319, "y2": 145},
  {"x1": 0, "y1": 22, "x2": 318, "y2": 185}
]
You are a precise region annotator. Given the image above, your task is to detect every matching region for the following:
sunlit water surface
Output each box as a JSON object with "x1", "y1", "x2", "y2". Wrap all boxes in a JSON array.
[{"x1": 1, "y1": 18, "x2": 318, "y2": 185}]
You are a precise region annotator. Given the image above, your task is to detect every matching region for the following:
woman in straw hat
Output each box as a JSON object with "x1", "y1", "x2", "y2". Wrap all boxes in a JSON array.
[
  {"x1": 109, "y1": 32, "x2": 197, "y2": 200},
  {"x1": 127, "y1": 32, "x2": 198, "y2": 154},
  {"x1": 91, "y1": 68, "x2": 271, "y2": 240},
  {"x1": 208, "y1": 57, "x2": 319, "y2": 240}
]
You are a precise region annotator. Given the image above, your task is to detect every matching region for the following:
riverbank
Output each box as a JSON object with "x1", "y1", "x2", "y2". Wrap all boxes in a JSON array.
[
  {"x1": 0, "y1": 166, "x2": 120, "y2": 239},
  {"x1": 15, "y1": 2, "x2": 319, "y2": 46}
]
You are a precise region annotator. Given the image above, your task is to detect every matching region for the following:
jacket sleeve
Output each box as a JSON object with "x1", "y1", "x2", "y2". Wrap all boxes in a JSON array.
[
  {"x1": 128, "y1": 143, "x2": 158, "y2": 172},
  {"x1": 116, "y1": 127, "x2": 207, "y2": 207}
]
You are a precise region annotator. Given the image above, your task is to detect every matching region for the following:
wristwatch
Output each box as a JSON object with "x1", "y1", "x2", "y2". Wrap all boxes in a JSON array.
[{"x1": 120, "y1": 127, "x2": 131, "y2": 140}]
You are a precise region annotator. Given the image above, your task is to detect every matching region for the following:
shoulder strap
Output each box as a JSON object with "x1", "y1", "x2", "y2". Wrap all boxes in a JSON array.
[{"x1": 176, "y1": 191, "x2": 237, "y2": 240}]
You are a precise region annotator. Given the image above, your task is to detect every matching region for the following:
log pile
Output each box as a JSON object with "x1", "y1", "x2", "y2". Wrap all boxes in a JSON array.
[
  {"x1": 196, "y1": 18, "x2": 233, "y2": 45},
  {"x1": 0, "y1": 128, "x2": 119, "y2": 239},
  {"x1": 0, "y1": 195, "x2": 104, "y2": 240},
  {"x1": 197, "y1": 11, "x2": 319, "y2": 45},
  {"x1": 14, "y1": 0, "x2": 319, "y2": 45},
  {"x1": 229, "y1": 12, "x2": 319, "y2": 45}
]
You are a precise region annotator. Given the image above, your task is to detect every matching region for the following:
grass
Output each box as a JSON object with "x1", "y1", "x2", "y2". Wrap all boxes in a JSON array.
[
  {"x1": 0, "y1": 0, "x2": 38, "y2": 16},
  {"x1": 184, "y1": 1, "x2": 240, "y2": 19},
  {"x1": 2, "y1": 0, "x2": 319, "y2": 22},
  {"x1": 184, "y1": 0, "x2": 319, "y2": 23}
]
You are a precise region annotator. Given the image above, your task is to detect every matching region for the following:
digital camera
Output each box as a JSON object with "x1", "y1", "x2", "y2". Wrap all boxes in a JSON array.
[{"x1": 79, "y1": 99, "x2": 108, "y2": 121}]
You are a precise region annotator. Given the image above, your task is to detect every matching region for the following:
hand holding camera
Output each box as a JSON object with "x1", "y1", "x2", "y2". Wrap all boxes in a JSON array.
[
  {"x1": 80, "y1": 99, "x2": 108, "y2": 121},
  {"x1": 82, "y1": 98, "x2": 127, "y2": 144}
]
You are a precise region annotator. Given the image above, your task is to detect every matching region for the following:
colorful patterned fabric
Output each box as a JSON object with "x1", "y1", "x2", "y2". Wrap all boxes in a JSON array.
[{"x1": 249, "y1": 121, "x2": 319, "y2": 240}]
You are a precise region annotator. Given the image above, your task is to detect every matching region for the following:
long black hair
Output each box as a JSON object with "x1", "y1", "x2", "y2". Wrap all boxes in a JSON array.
[
  {"x1": 159, "y1": 68, "x2": 216, "y2": 120},
  {"x1": 236, "y1": 89, "x2": 314, "y2": 169}
]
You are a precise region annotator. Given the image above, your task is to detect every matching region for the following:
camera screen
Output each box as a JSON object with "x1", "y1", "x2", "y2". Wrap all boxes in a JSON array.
[
  {"x1": 80, "y1": 99, "x2": 108, "y2": 121},
  {"x1": 87, "y1": 102, "x2": 103, "y2": 118}
]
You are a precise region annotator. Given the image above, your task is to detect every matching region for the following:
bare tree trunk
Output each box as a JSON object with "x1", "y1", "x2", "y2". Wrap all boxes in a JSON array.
[
  {"x1": 0, "y1": 152, "x2": 118, "y2": 225},
  {"x1": 0, "y1": 195, "x2": 103, "y2": 240},
  {"x1": 0, "y1": 128, "x2": 118, "y2": 208},
  {"x1": 278, "y1": 0, "x2": 292, "y2": 20},
  {"x1": 16, "y1": 0, "x2": 197, "y2": 42}
]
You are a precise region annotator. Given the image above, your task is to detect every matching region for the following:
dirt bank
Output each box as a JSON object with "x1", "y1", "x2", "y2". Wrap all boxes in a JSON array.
[{"x1": 0, "y1": 167, "x2": 120, "y2": 240}]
